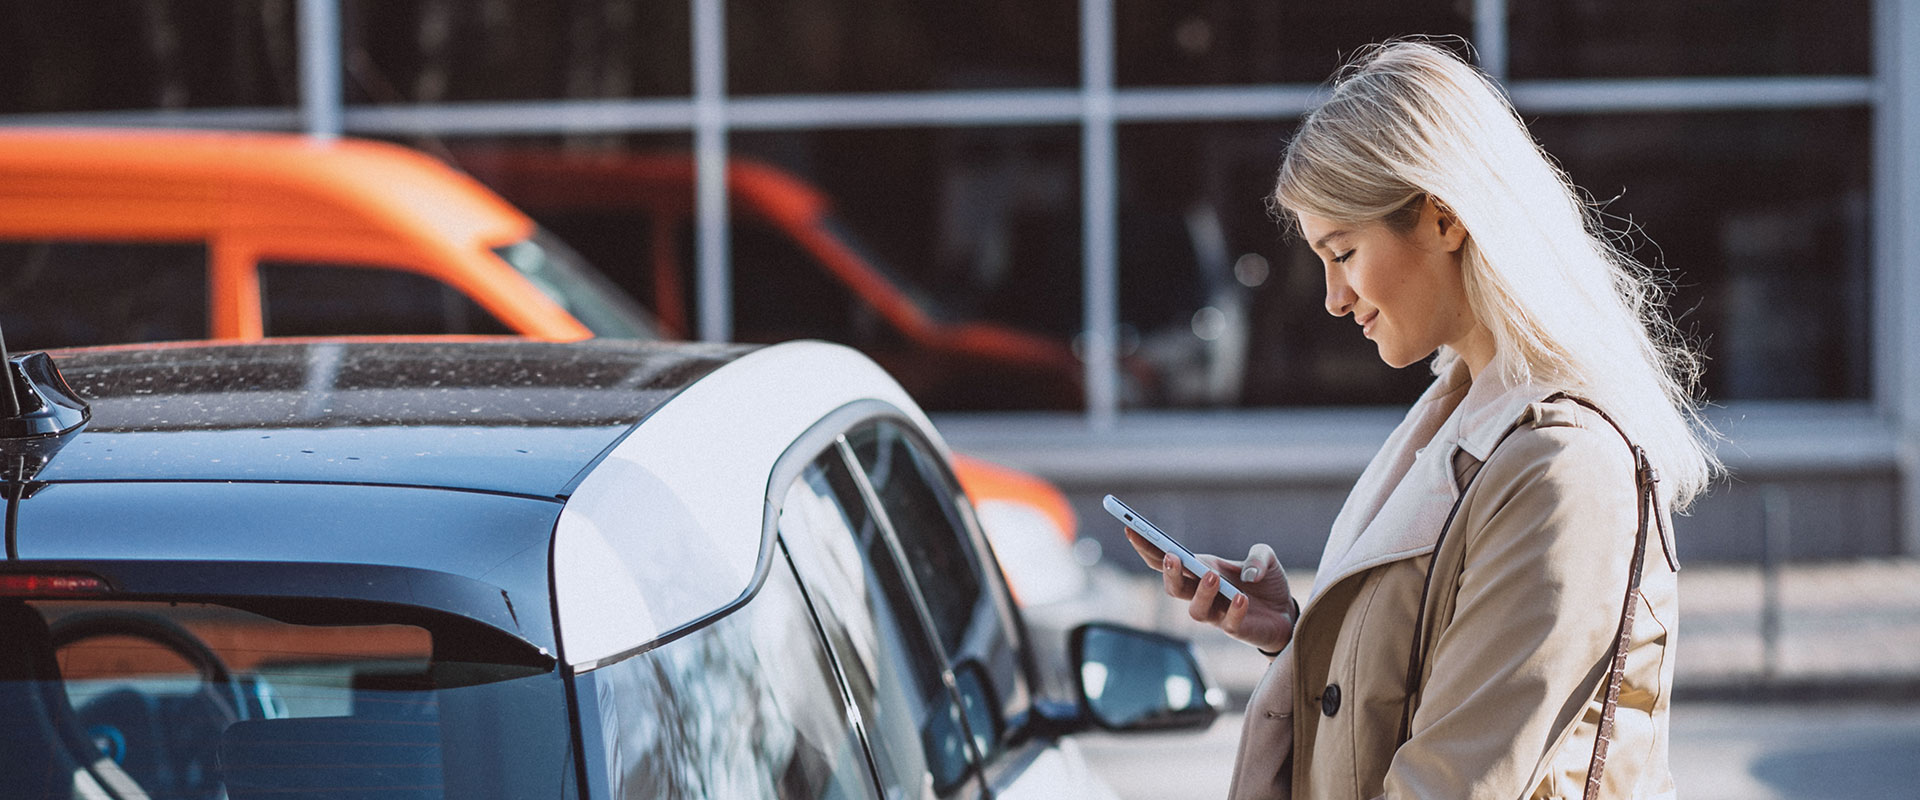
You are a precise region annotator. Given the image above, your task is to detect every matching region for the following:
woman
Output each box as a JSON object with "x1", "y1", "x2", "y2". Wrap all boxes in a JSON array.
[{"x1": 1128, "y1": 41, "x2": 1716, "y2": 800}]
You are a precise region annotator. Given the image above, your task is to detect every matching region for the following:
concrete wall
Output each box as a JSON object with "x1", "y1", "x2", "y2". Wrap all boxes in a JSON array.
[{"x1": 1057, "y1": 469, "x2": 1900, "y2": 577}]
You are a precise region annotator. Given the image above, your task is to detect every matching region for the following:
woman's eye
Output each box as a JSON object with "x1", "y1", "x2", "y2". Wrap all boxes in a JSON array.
[{"x1": 1332, "y1": 250, "x2": 1355, "y2": 263}]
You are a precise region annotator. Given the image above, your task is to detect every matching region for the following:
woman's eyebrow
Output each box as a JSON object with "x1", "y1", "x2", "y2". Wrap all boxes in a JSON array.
[{"x1": 1312, "y1": 229, "x2": 1351, "y2": 250}]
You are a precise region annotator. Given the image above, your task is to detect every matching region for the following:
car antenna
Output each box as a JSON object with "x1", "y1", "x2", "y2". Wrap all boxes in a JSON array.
[
  {"x1": 0, "y1": 326, "x2": 19, "y2": 419},
  {"x1": 0, "y1": 324, "x2": 91, "y2": 559}
]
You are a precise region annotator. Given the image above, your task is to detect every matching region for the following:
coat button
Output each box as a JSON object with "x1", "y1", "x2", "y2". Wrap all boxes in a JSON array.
[{"x1": 1320, "y1": 683, "x2": 1342, "y2": 717}]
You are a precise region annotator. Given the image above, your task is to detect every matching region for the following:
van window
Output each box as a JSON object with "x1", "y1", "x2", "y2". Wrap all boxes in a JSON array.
[
  {"x1": 0, "y1": 240, "x2": 208, "y2": 350},
  {"x1": 259, "y1": 263, "x2": 514, "y2": 337}
]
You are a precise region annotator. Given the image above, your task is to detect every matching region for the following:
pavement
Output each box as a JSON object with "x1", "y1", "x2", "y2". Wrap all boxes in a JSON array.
[{"x1": 1041, "y1": 557, "x2": 1920, "y2": 705}]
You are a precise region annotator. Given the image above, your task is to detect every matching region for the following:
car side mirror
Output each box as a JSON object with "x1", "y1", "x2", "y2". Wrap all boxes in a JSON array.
[{"x1": 1069, "y1": 622, "x2": 1220, "y2": 732}]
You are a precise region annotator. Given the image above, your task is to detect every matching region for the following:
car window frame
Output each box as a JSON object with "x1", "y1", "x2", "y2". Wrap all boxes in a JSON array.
[
  {"x1": 774, "y1": 399, "x2": 1052, "y2": 799},
  {"x1": 833, "y1": 418, "x2": 1059, "y2": 793}
]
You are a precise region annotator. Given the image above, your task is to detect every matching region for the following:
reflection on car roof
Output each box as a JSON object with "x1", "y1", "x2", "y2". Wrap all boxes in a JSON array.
[{"x1": 43, "y1": 339, "x2": 754, "y2": 497}]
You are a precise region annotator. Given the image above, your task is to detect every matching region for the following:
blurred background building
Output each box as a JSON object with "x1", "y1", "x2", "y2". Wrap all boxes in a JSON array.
[{"x1": 2, "y1": 0, "x2": 1915, "y2": 569}]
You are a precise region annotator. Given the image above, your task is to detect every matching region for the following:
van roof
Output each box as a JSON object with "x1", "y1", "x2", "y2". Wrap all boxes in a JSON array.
[{"x1": 0, "y1": 128, "x2": 531, "y2": 248}]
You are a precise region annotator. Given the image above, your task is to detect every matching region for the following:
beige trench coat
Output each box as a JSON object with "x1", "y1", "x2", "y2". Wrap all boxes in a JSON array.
[{"x1": 1230, "y1": 357, "x2": 1679, "y2": 800}]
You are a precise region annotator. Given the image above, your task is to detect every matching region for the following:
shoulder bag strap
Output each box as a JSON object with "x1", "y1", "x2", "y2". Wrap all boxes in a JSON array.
[{"x1": 1393, "y1": 394, "x2": 1663, "y2": 800}]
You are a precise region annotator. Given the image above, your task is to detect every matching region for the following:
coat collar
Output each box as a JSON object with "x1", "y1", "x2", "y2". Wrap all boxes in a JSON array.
[{"x1": 1308, "y1": 351, "x2": 1555, "y2": 601}]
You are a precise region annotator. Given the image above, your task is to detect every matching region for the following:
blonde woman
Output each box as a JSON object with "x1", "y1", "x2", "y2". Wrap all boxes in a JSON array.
[{"x1": 1127, "y1": 41, "x2": 1717, "y2": 800}]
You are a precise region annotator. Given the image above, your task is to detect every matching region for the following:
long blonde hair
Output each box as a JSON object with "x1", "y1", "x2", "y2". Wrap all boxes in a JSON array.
[{"x1": 1273, "y1": 40, "x2": 1719, "y2": 508}]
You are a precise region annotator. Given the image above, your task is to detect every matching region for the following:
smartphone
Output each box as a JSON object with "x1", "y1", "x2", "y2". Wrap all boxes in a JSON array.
[{"x1": 1103, "y1": 494, "x2": 1242, "y2": 603}]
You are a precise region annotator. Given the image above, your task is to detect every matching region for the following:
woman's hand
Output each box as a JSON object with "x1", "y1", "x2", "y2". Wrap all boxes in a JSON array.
[{"x1": 1124, "y1": 529, "x2": 1296, "y2": 655}]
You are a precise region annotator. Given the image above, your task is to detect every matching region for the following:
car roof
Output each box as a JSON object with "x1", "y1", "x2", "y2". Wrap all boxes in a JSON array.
[
  {"x1": 40, "y1": 338, "x2": 747, "y2": 497},
  {"x1": 10, "y1": 338, "x2": 945, "y2": 664}
]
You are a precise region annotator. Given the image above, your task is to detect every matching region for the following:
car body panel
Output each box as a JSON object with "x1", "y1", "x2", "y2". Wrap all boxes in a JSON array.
[{"x1": 553, "y1": 340, "x2": 937, "y2": 669}]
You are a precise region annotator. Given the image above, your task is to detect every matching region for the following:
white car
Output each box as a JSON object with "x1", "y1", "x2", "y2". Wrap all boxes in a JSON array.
[{"x1": 0, "y1": 337, "x2": 1217, "y2": 800}]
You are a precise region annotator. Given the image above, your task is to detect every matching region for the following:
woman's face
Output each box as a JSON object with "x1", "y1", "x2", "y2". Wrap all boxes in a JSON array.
[{"x1": 1297, "y1": 200, "x2": 1489, "y2": 371}]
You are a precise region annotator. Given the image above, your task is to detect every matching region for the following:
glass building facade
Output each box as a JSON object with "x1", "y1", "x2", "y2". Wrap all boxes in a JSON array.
[{"x1": 4, "y1": 0, "x2": 1914, "y2": 561}]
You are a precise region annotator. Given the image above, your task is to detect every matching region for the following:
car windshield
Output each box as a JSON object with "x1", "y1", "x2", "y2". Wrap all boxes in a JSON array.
[
  {"x1": 493, "y1": 228, "x2": 663, "y2": 340},
  {"x1": 2, "y1": 597, "x2": 574, "y2": 800}
]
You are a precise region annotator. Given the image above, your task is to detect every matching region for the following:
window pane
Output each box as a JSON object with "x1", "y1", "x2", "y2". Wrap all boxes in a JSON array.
[
  {"x1": 586, "y1": 560, "x2": 877, "y2": 800},
  {"x1": 780, "y1": 457, "x2": 976, "y2": 799},
  {"x1": 0, "y1": 1, "x2": 298, "y2": 113},
  {"x1": 260, "y1": 263, "x2": 513, "y2": 337},
  {"x1": 1530, "y1": 109, "x2": 1872, "y2": 400},
  {"x1": 341, "y1": 1, "x2": 690, "y2": 103},
  {"x1": 728, "y1": 0, "x2": 1077, "y2": 94},
  {"x1": 0, "y1": 240, "x2": 209, "y2": 350},
  {"x1": 11, "y1": 598, "x2": 571, "y2": 800},
  {"x1": 848, "y1": 426, "x2": 981, "y2": 657},
  {"x1": 733, "y1": 128, "x2": 1085, "y2": 411},
  {"x1": 1509, "y1": 1, "x2": 1871, "y2": 79},
  {"x1": 1116, "y1": 0, "x2": 1472, "y2": 87},
  {"x1": 844, "y1": 421, "x2": 1027, "y2": 749},
  {"x1": 1115, "y1": 122, "x2": 1433, "y2": 408}
]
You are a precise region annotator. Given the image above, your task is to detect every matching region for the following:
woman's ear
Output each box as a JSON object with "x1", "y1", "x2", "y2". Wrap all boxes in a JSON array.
[{"x1": 1426, "y1": 196, "x2": 1468, "y2": 254}]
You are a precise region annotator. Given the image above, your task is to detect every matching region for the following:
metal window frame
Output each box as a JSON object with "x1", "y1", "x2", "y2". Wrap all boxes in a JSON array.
[{"x1": 7, "y1": 0, "x2": 1905, "y2": 517}]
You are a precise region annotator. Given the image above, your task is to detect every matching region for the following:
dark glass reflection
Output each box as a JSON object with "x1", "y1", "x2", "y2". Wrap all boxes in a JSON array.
[
  {"x1": 1509, "y1": 1, "x2": 1870, "y2": 79},
  {"x1": 1116, "y1": 0, "x2": 1472, "y2": 87},
  {"x1": 728, "y1": 1, "x2": 1077, "y2": 94},
  {"x1": 340, "y1": 1, "x2": 689, "y2": 103},
  {"x1": 0, "y1": 1, "x2": 299, "y2": 114},
  {"x1": 1116, "y1": 122, "x2": 1432, "y2": 407},
  {"x1": 586, "y1": 557, "x2": 874, "y2": 800},
  {"x1": 1531, "y1": 109, "x2": 1872, "y2": 401},
  {"x1": 730, "y1": 127, "x2": 1085, "y2": 411}
]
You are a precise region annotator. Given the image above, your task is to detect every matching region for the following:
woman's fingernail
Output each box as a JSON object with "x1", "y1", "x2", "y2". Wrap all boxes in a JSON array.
[
  {"x1": 1234, "y1": 594, "x2": 1246, "y2": 608},
  {"x1": 1204, "y1": 573, "x2": 1217, "y2": 586},
  {"x1": 1242, "y1": 566, "x2": 1261, "y2": 582}
]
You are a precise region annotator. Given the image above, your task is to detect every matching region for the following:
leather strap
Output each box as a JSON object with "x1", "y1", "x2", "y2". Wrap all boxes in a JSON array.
[{"x1": 1394, "y1": 394, "x2": 1662, "y2": 800}]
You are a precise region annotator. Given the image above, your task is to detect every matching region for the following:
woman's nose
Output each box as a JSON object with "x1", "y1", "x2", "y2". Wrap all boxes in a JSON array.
[{"x1": 1325, "y1": 266, "x2": 1355, "y2": 317}]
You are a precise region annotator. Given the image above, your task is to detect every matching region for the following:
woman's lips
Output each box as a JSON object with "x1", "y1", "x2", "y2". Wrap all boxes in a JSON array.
[{"x1": 1358, "y1": 310, "x2": 1379, "y2": 337}]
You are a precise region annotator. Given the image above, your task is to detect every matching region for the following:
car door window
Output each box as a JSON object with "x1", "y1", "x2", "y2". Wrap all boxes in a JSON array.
[
  {"x1": 581, "y1": 548, "x2": 876, "y2": 800},
  {"x1": 259, "y1": 262, "x2": 513, "y2": 337},
  {"x1": 0, "y1": 239, "x2": 208, "y2": 349},
  {"x1": 843, "y1": 422, "x2": 1028, "y2": 742},
  {"x1": 778, "y1": 453, "x2": 980, "y2": 800}
]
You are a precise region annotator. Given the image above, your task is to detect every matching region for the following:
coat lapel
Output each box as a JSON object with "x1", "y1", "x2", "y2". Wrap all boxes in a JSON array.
[{"x1": 1307, "y1": 354, "x2": 1552, "y2": 603}]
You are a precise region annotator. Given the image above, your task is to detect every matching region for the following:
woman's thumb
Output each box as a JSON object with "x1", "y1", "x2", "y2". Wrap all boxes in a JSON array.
[{"x1": 1240, "y1": 543, "x2": 1279, "y2": 583}]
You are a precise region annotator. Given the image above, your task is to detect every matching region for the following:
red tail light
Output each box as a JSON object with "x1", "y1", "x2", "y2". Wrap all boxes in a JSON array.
[{"x1": 0, "y1": 573, "x2": 110, "y2": 596}]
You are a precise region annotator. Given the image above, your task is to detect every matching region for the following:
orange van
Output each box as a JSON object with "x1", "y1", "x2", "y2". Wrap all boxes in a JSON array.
[
  {"x1": 0, "y1": 128, "x2": 1081, "y2": 600},
  {"x1": 0, "y1": 128, "x2": 652, "y2": 351}
]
